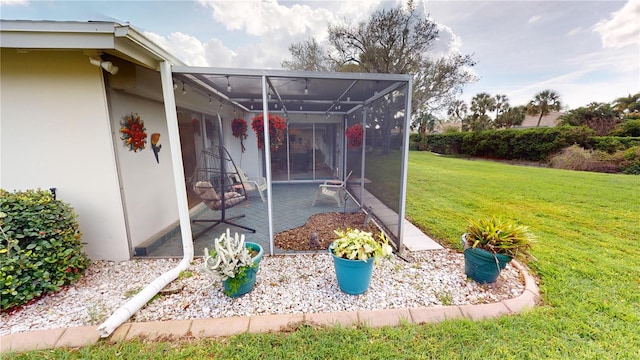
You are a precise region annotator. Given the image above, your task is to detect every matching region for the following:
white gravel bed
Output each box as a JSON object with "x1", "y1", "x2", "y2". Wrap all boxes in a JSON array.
[{"x1": 0, "y1": 249, "x2": 524, "y2": 335}]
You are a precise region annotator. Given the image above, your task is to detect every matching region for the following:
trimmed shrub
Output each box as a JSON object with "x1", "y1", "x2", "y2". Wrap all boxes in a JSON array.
[
  {"x1": 588, "y1": 136, "x2": 640, "y2": 153},
  {"x1": 420, "y1": 133, "x2": 464, "y2": 154},
  {"x1": 415, "y1": 126, "x2": 596, "y2": 161},
  {"x1": 409, "y1": 133, "x2": 421, "y2": 143},
  {"x1": 610, "y1": 119, "x2": 640, "y2": 137},
  {"x1": 621, "y1": 146, "x2": 640, "y2": 174},
  {"x1": 0, "y1": 189, "x2": 89, "y2": 311},
  {"x1": 549, "y1": 145, "x2": 640, "y2": 174}
]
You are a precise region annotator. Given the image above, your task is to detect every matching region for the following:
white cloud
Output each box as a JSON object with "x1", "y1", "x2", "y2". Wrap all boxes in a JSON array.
[
  {"x1": 0, "y1": 0, "x2": 28, "y2": 5},
  {"x1": 593, "y1": 0, "x2": 640, "y2": 48},
  {"x1": 434, "y1": 23, "x2": 463, "y2": 55},
  {"x1": 203, "y1": 38, "x2": 237, "y2": 68},
  {"x1": 567, "y1": 27, "x2": 582, "y2": 36},
  {"x1": 197, "y1": 0, "x2": 336, "y2": 38},
  {"x1": 193, "y1": 1, "x2": 388, "y2": 69},
  {"x1": 143, "y1": 32, "x2": 209, "y2": 66},
  {"x1": 527, "y1": 15, "x2": 541, "y2": 24}
]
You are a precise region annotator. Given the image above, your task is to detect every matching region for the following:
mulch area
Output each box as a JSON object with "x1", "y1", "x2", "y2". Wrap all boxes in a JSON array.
[{"x1": 274, "y1": 212, "x2": 382, "y2": 251}]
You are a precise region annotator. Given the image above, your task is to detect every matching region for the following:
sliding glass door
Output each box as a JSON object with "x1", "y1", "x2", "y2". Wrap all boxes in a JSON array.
[{"x1": 270, "y1": 120, "x2": 340, "y2": 182}]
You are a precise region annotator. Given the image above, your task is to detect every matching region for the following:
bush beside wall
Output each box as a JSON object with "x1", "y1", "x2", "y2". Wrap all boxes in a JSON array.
[{"x1": 0, "y1": 189, "x2": 89, "y2": 311}]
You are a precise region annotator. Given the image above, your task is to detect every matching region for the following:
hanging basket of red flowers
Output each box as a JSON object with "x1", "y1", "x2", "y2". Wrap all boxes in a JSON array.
[
  {"x1": 345, "y1": 123, "x2": 364, "y2": 149},
  {"x1": 231, "y1": 118, "x2": 248, "y2": 152},
  {"x1": 251, "y1": 114, "x2": 287, "y2": 151},
  {"x1": 119, "y1": 113, "x2": 148, "y2": 152}
]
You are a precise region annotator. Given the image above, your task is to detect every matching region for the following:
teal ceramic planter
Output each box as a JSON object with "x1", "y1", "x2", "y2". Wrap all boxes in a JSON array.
[
  {"x1": 222, "y1": 242, "x2": 263, "y2": 298},
  {"x1": 329, "y1": 243, "x2": 375, "y2": 295},
  {"x1": 463, "y1": 247, "x2": 512, "y2": 284}
]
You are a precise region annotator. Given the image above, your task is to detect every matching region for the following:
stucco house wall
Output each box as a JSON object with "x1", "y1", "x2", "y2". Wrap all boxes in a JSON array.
[{"x1": 0, "y1": 49, "x2": 131, "y2": 261}]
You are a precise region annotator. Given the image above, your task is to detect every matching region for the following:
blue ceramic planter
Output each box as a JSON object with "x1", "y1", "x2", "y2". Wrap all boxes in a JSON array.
[
  {"x1": 329, "y1": 243, "x2": 375, "y2": 295},
  {"x1": 222, "y1": 242, "x2": 263, "y2": 298}
]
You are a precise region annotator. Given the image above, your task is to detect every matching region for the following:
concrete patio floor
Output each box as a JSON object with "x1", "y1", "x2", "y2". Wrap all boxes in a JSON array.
[{"x1": 134, "y1": 182, "x2": 440, "y2": 257}]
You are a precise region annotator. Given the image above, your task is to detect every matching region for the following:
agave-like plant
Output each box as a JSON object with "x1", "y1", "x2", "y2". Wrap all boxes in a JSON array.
[{"x1": 464, "y1": 216, "x2": 535, "y2": 262}]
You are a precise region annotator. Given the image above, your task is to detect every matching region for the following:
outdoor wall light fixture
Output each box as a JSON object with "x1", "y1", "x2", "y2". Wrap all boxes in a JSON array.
[
  {"x1": 89, "y1": 57, "x2": 119, "y2": 75},
  {"x1": 182, "y1": 81, "x2": 186, "y2": 95},
  {"x1": 226, "y1": 76, "x2": 232, "y2": 92}
]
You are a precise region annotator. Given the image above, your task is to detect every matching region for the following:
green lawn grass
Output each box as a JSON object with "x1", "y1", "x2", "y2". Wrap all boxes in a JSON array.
[{"x1": 9, "y1": 152, "x2": 640, "y2": 359}]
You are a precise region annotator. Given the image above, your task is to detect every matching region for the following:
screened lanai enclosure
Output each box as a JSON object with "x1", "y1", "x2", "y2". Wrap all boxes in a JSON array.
[{"x1": 136, "y1": 67, "x2": 412, "y2": 257}]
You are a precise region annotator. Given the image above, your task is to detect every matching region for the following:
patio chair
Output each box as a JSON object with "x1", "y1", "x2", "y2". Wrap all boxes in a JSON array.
[
  {"x1": 312, "y1": 171, "x2": 353, "y2": 207},
  {"x1": 193, "y1": 180, "x2": 245, "y2": 210},
  {"x1": 228, "y1": 165, "x2": 267, "y2": 202},
  {"x1": 190, "y1": 145, "x2": 256, "y2": 238}
]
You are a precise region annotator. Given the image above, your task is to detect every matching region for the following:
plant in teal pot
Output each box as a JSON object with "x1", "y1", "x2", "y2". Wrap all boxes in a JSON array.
[
  {"x1": 329, "y1": 228, "x2": 393, "y2": 295},
  {"x1": 201, "y1": 229, "x2": 263, "y2": 298},
  {"x1": 462, "y1": 216, "x2": 535, "y2": 284}
]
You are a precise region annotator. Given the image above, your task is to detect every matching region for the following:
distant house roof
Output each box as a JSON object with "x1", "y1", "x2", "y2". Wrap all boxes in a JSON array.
[{"x1": 516, "y1": 111, "x2": 563, "y2": 128}]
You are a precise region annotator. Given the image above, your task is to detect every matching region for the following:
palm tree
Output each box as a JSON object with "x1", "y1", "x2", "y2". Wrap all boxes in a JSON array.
[
  {"x1": 496, "y1": 105, "x2": 526, "y2": 129},
  {"x1": 447, "y1": 99, "x2": 468, "y2": 122},
  {"x1": 527, "y1": 90, "x2": 562, "y2": 127},
  {"x1": 494, "y1": 94, "x2": 509, "y2": 120},
  {"x1": 470, "y1": 92, "x2": 496, "y2": 117}
]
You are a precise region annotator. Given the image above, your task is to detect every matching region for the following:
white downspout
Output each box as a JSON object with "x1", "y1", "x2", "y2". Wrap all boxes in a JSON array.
[{"x1": 97, "y1": 60, "x2": 194, "y2": 337}]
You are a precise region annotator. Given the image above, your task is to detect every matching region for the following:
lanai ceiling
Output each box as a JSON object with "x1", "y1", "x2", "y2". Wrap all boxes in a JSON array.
[{"x1": 172, "y1": 67, "x2": 410, "y2": 116}]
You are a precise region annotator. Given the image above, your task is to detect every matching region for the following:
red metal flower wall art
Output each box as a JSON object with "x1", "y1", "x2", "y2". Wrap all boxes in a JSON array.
[
  {"x1": 119, "y1": 113, "x2": 148, "y2": 152},
  {"x1": 251, "y1": 114, "x2": 287, "y2": 151},
  {"x1": 345, "y1": 123, "x2": 364, "y2": 149},
  {"x1": 232, "y1": 118, "x2": 248, "y2": 152}
]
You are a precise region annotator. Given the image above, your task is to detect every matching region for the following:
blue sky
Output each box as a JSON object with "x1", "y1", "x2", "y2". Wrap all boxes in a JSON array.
[{"x1": 2, "y1": 0, "x2": 638, "y2": 112}]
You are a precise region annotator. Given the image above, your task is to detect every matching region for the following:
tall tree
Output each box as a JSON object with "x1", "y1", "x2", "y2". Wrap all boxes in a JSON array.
[
  {"x1": 281, "y1": 38, "x2": 333, "y2": 71},
  {"x1": 470, "y1": 92, "x2": 496, "y2": 117},
  {"x1": 559, "y1": 102, "x2": 621, "y2": 135},
  {"x1": 613, "y1": 92, "x2": 640, "y2": 113},
  {"x1": 413, "y1": 111, "x2": 440, "y2": 135},
  {"x1": 527, "y1": 90, "x2": 562, "y2": 127},
  {"x1": 447, "y1": 99, "x2": 469, "y2": 122},
  {"x1": 494, "y1": 94, "x2": 509, "y2": 120},
  {"x1": 495, "y1": 105, "x2": 526, "y2": 129},
  {"x1": 283, "y1": 0, "x2": 477, "y2": 115}
]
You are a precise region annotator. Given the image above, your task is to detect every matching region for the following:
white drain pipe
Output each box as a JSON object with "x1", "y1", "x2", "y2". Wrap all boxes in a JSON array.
[{"x1": 97, "y1": 61, "x2": 194, "y2": 337}]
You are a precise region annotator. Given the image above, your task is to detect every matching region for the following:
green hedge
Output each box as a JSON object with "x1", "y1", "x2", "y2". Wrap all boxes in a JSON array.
[
  {"x1": 417, "y1": 127, "x2": 595, "y2": 161},
  {"x1": 611, "y1": 119, "x2": 640, "y2": 137},
  {"x1": 587, "y1": 136, "x2": 640, "y2": 153},
  {"x1": 418, "y1": 133, "x2": 465, "y2": 154},
  {"x1": 0, "y1": 189, "x2": 89, "y2": 311}
]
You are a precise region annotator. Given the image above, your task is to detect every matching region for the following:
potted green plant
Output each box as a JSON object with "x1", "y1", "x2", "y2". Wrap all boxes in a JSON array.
[
  {"x1": 201, "y1": 229, "x2": 263, "y2": 298},
  {"x1": 329, "y1": 228, "x2": 393, "y2": 295},
  {"x1": 462, "y1": 216, "x2": 535, "y2": 283}
]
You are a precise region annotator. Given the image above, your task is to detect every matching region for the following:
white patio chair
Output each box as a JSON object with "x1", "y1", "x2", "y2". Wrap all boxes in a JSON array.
[
  {"x1": 229, "y1": 166, "x2": 267, "y2": 202},
  {"x1": 312, "y1": 171, "x2": 353, "y2": 207}
]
